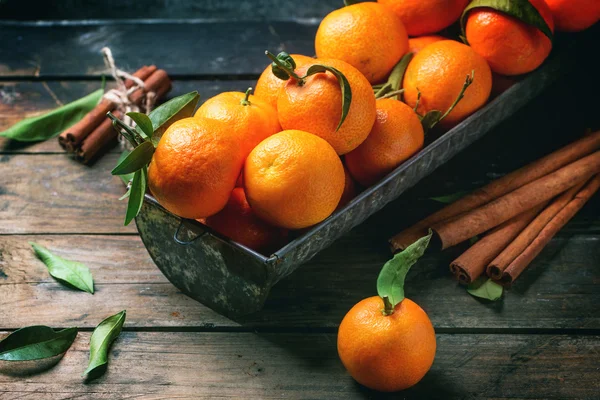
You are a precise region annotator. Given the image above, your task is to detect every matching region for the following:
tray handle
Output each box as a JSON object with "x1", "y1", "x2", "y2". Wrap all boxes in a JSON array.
[{"x1": 173, "y1": 220, "x2": 207, "y2": 245}]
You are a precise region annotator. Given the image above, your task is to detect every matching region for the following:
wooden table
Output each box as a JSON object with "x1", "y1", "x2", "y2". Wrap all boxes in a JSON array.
[{"x1": 1, "y1": 2, "x2": 599, "y2": 398}]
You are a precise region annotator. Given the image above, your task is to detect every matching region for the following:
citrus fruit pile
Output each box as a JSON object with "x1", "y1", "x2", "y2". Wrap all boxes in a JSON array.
[{"x1": 123, "y1": 0, "x2": 598, "y2": 257}]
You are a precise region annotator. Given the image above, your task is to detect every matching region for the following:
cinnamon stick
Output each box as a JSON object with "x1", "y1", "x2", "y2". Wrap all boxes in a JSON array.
[
  {"x1": 130, "y1": 69, "x2": 171, "y2": 105},
  {"x1": 390, "y1": 131, "x2": 600, "y2": 252},
  {"x1": 449, "y1": 204, "x2": 545, "y2": 284},
  {"x1": 500, "y1": 174, "x2": 600, "y2": 284},
  {"x1": 58, "y1": 65, "x2": 157, "y2": 152},
  {"x1": 486, "y1": 180, "x2": 587, "y2": 280},
  {"x1": 76, "y1": 111, "x2": 123, "y2": 165},
  {"x1": 432, "y1": 151, "x2": 600, "y2": 249}
]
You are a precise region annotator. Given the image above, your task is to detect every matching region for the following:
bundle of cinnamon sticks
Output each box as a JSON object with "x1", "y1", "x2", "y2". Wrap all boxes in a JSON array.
[
  {"x1": 58, "y1": 65, "x2": 172, "y2": 164},
  {"x1": 390, "y1": 131, "x2": 600, "y2": 286}
]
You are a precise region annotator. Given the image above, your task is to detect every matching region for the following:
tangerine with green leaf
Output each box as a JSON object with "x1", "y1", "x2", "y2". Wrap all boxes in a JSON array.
[
  {"x1": 270, "y1": 53, "x2": 376, "y2": 155},
  {"x1": 148, "y1": 117, "x2": 244, "y2": 219},
  {"x1": 337, "y1": 233, "x2": 436, "y2": 392},
  {"x1": 464, "y1": 0, "x2": 554, "y2": 76},
  {"x1": 254, "y1": 54, "x2": 314, "y2": 110},
  {"x1": 194, "y1": 88, "x2": 281, "y2": 156},
  {"x1": 403, "y1": 40, "x2": 492, "y2": 128},
  {"x1": 345, "y1": 98, "x2": 424, "y2": 187},
  {"x1": 315, "y1": 2, "x2": 409, "y2": 84}
]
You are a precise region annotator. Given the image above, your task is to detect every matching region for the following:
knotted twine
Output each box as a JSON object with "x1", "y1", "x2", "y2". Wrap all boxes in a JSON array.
[{"x1": 100, "y1": 47, "x2": 157, "y2": 149}]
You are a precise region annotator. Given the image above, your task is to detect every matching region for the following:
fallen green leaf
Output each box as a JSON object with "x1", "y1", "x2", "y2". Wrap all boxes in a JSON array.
[
  {"x1": 83, "y1": 310, "x2": 126, "y2": 377},
  {"x1": 147, "y1": 91, "x2": 200, "y2": 145},
  {"x1": 0, "y1": 89, "x2": 103, "y2": 142},
  {"x1": 467, "y1": 277, "x2": 503, "y2": 301},
  {"x1": 377, "y1": 231, "x2": 432, "y2": 312},
  {"x1": 0, "y1": 326, "x2": 77, "y2": 361},
  {"x1": 111, "y1": 141, "x2": 155, "y2": 176},
  {"x1": 461, "y1": 0, "x2": 553, "y2": 42},
  {"x1": 124, "y1": 166, "x2": 147, "y2": 226},
  {"x1": 429, "y1": 190, "x2": 470, "y2": 204},
  {"x1": 31, "y1": 243, "x2": 94, "y2": 294},
  {"x1": 304, "y1": 64, "x2": 352, "y2": 131}
]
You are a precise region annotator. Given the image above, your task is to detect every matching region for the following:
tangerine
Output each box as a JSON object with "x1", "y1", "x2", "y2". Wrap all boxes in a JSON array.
[
  {"x1": 194, "y1": 89, "x2": 281, "y2": 156},
  {"x1": 315, "y1": 2, "x2": 408, "y2": 84},
  {"x1": 244, "y1": 130, "x2": 345, "y2": 229},
  {"x1": 408, "y1": 35, "x2": 446, "y2": 54},
  {"x1": 148, "y1": 117, "x2": 243, "y2": 219},
  {"x1": 543, "y1": 0, "x2": 600, "y2": 32},
  {"x1": 277, "y1": 58, "x2": 376, "y2": 155},
  {"x1": 345, "y1": 99, "x2": 424, "y2": 187},
  {"x1": 254, "y1": 54, "x2": 314, "y2": 110},
  {"x1": 403, "y1": 40, "x2": 492, "y2": 127},
  {"x1": 338, "y1": 296, "x2": 436, "y2": 392},
  {"x1": 205, "y1": 187, "x2": 287, "y2": 253},
  {"x1": 378, "y1": 0, "x2": 470, "y2": 36},
  {"x1": 465, "y1": 0, "x2": 554, "y2": 76}
]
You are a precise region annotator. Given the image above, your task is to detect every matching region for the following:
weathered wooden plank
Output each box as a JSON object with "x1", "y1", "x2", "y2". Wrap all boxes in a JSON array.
[
  {"x1": 0, "y1": 0, "x2": 338, "y2": 20},
  {"x1": 0, "y1": 153, "x2": 134, "y2": 234},
  {"x1": 0, "y1": 232, "x2": 598, "y2": 330},
  {"x1": 0, "y1": 22, "x2": 316, "y2": 77},
  {"x1": 0, "y1": 80, "x2": 255, "y2": 153},
  {"x1": 0, "y1": 331, "x2": 597, "y2": 399}
]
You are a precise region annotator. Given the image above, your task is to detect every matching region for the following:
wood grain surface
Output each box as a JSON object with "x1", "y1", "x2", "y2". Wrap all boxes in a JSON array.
[{"x1": 0, "y1": 331, "x2": 597, "y2": 399}]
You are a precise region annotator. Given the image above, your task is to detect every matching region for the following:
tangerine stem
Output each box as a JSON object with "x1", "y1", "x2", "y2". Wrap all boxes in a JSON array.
[
  {"x1": 382, "y1": 296, "x2": 395, "y2": 316},
  {"x1": 107, "y1": 111, "x2": 142, "y2": 147},
  {"x1": 265, "y1": 51, "x2": 303, "y2": 82},
  {"x1": 379, "y1": 89, "x2": 405, "y2": 100},
  {"x1": 438, "y1": 71, "x2": 474, "y2": 123},
  {"x1": 241, "y1": 87, "x2": 252, "y2": 106}
]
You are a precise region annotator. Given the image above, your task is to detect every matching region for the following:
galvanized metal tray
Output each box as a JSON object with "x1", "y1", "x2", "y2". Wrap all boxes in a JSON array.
[{"x1": 136, "y1": 49, "x2": 567, "y2": 317}]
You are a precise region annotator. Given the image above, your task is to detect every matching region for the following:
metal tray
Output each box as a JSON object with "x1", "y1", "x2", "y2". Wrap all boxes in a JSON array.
[{"x1": 136, "y1": 49, "x2": 566, "y2": 317}]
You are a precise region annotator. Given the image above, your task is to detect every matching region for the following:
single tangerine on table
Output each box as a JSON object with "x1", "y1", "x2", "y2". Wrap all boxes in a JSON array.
[
  {"x1": 254, "y1": 54, "x2": 314, "y2": 110},
  {"x1": 345, "y1": 99, "x2": 424, "y2": 187},
  {"x1": 465, "y1": 0, "x2": 554, "y2": 76},
  {"x1": 244, "y1": 130, "x2": 345, "y2": 229},
  {"x1": 205, "y1": 187, "x2": 287, "y2": 253},
  {"x1": 408, "y1": 35, "x2": 446, "y2": 54},
  {"x1": 338, "y1": 234, "x2": 436, "y2": 392},
  {"x1": 378, "y1": 0, "x2": 470, "y2": 36},
  {"x1": 276, "y1": 57, "x2": 376, "y2": 155},
  {"x1": 543, "y1": 0, "x2": 600, "y2": 32},
  {"x1": 315, "y1": 2, "x2": 409, "y2": 84},
  {"x1": 194, "y1": 88, "x2": 281, "y2": 156},
  {"x1": 148, "y1": 117, "x2": 244, "y2": 219},
  {"x1": 403, "y1": 40, "x2": 492, "y2": 128}
]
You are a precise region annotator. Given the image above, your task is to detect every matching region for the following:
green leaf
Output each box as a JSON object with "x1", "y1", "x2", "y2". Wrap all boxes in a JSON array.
[
  {"x1": 0, "y1": 326, "x2": 77, "y2": 361},
  {"x1": 420, "y1": 110, "x2": 443, "y2": 132},
  {"x1": 119, "y1": 186, "x2": 132, "y2": 201},
  {"x1": 111, "y1": 141, "x2": 155, "y2": 176},
  {"x1": 83, "y1": 310, "x2": 126, "y2": 377},
  {"x1": 268, "y1": 51, "x2": 297, "y2": 80},
  {"x1": 147, "y1": 91, "x2": 200, "y2": 145},
  {"x1": 124, "y1": 166, "x2": 147, "y2": 226},
  {"x1": 0, "y1": 89, "x2": 103, "y2": 142},
  {"x1": 467, "y1": 277, "x2": 503, "y2": 301},
  {"x1": 429, "y1": 190, "x2": 470, "y2": 204},
  {"x1": 127, "y1": 112, "x2": 153, "y2": 139},
  {"x1": 31, "y1": 243, "x2": 94, "y2": 294},
  {"x1": 377, "y1": 231, "x2": 432, "y2": 310},
  {"x1": 116, "y1": 150, "x2": 134, "y2": 185},
  {"x1": 386, "y1": 52, "x2": 413, "y2": 99},
  {"x1": 304, "y1": 64, "x2": 352, "y2": 131},
  {"x1": 461, "y1": 0, "x2": 553, "y2": 42}
]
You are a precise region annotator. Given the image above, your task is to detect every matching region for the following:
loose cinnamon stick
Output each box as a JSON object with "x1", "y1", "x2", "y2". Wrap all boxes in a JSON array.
[
  {"x1": 449, "y1": 204, "x2": 545, "y2": 284},
  {"x1": 432, "y1": 151, "x2": 600, "y2": 249},
  {"x1": 500, "y1": 174, "x2": 600, "y2": 284},
  {"x1": 487, "y1": 180, "x2": 587, "y2": 280},
  {"x1": 390, "y1": 131, "x2": 600, "y2": 252},
  {"x1": 58, "y1": 65, "x2": 157, "y2": 152},
  {"x1": 76, "y1": 111, "x2": 123, "y2": 165}
]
